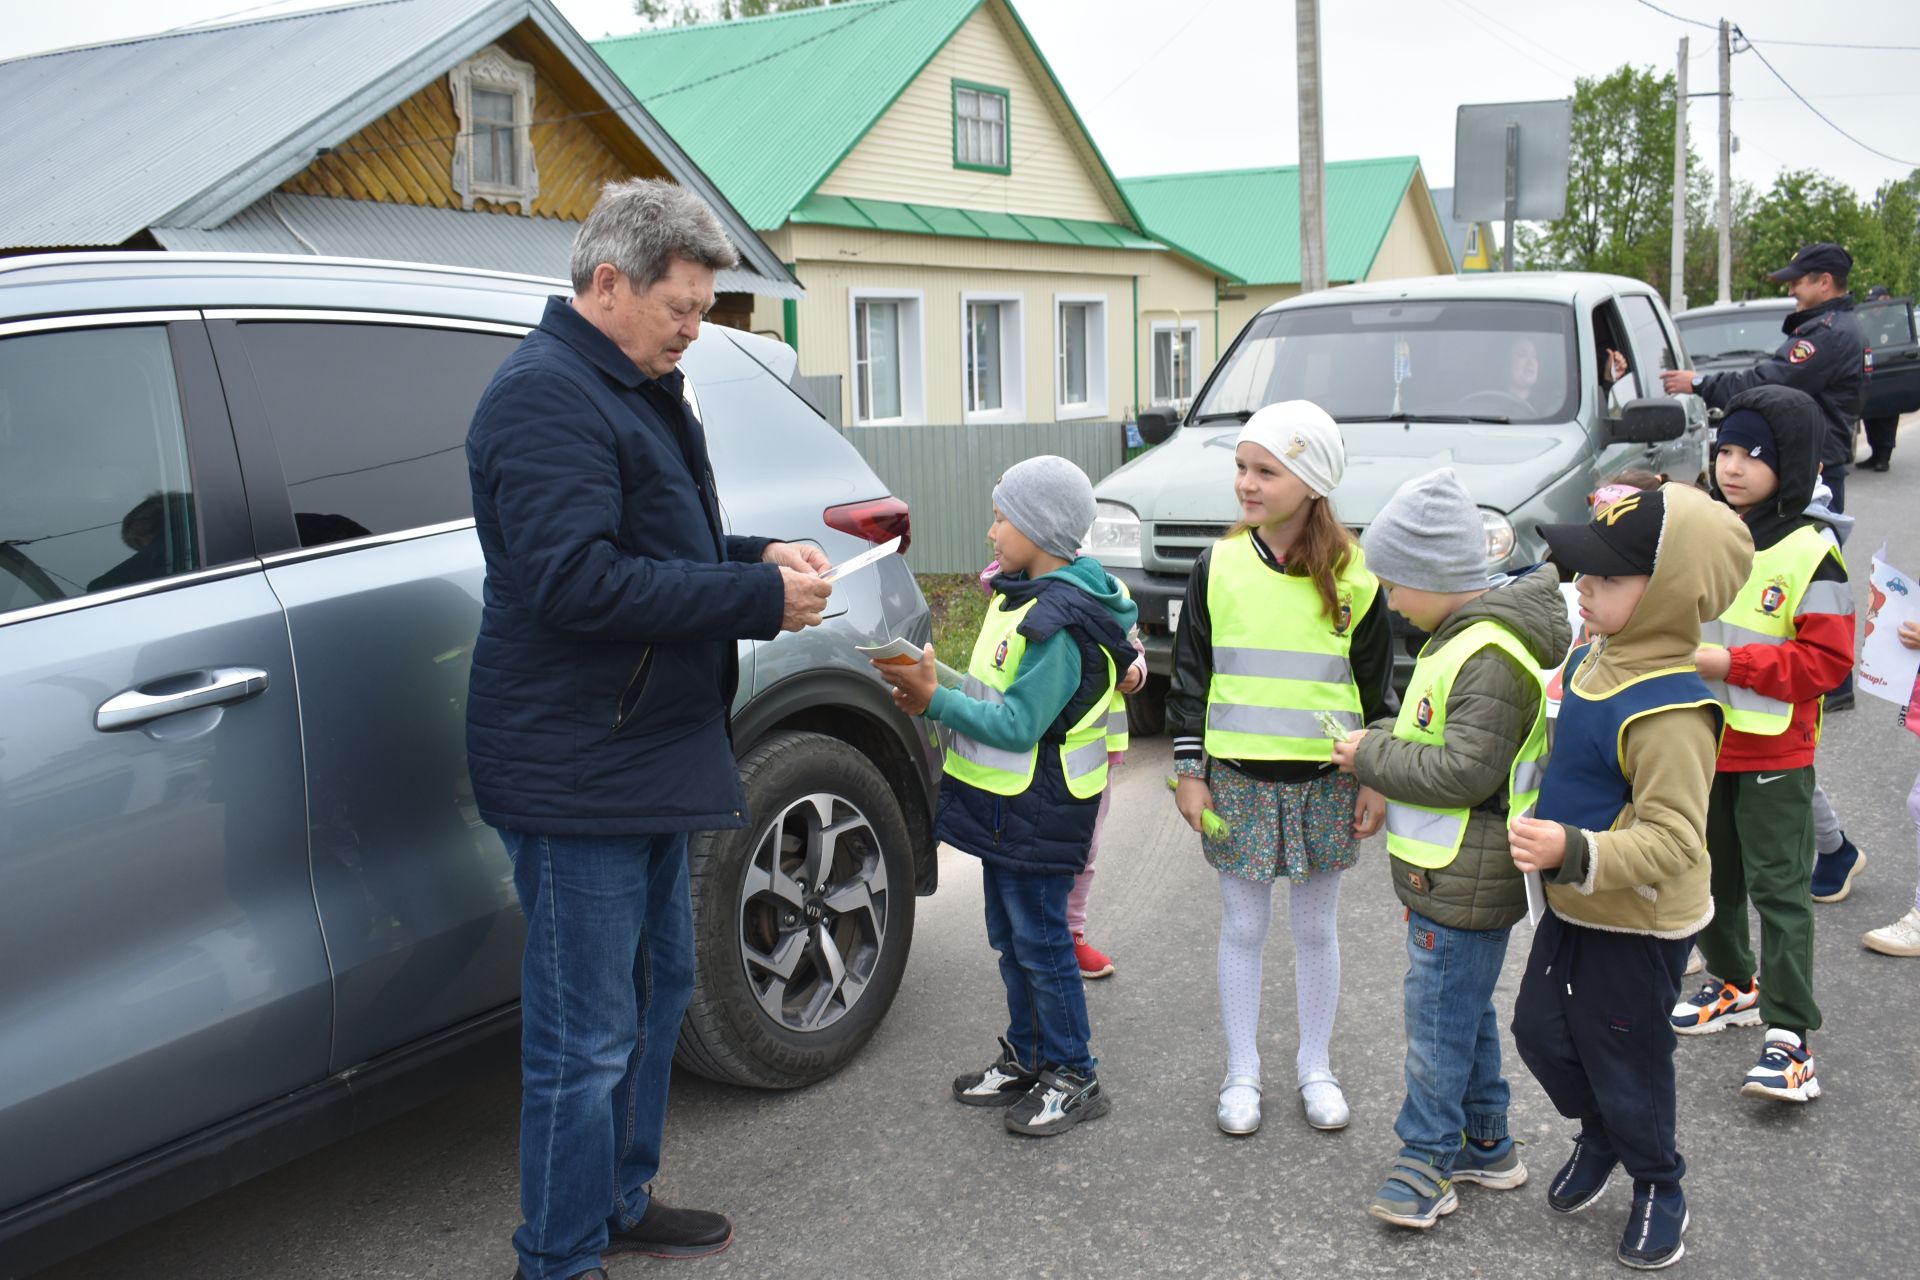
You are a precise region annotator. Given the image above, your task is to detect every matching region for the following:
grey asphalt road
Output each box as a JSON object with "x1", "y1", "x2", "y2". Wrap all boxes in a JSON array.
[{"x1": 43, "y1": 430, "x2": 1920, "y2": 1280}]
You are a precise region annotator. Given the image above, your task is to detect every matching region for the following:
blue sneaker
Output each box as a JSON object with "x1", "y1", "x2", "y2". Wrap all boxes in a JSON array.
[
  {"x1": 1546, "y1": 1132, "x2": 1617, "y2": 1213},
  {"x1": 1618, "y1": 1180, "x2": 1688, "y2": 1270},
  {"x1": 1810, "y1": 835, "x2": 1864, "y2": 903},
  {"x1": 1452, "y1": 1135, "x2": 1528, "y2": 1190},
  {"x1": 1367, "y1": 1155, "x2": 1457, "y2": 1229}
]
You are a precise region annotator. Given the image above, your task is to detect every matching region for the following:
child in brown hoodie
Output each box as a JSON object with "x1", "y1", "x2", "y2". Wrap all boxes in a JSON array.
[{"x1": 1511, "y1": 483, "x2": 1753, "y2": 1271}]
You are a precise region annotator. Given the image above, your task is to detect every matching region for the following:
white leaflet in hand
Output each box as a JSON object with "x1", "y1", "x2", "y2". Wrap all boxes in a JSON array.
[
  {"x1": 1860, "y1": 544, "x2": 1920, "y2": 706},
  {"x1": 1524, "y1": 869, "x2": 1547, "y2": 928},
  {"x1": 821, "y1": 536, "x2": 902, "y2": 583}
]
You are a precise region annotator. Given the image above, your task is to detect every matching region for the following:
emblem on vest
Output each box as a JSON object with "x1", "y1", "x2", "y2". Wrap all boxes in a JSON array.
[
  {"x1": 1757, "y1": 578, "x2": 1789, "y2": 616},
  {"x1": 993, "y1": 638, "x2": 1010, "y2": 669},
  {"x1": 1334, "y1": 595, "x2": 1352, "y2": 635},
  {"x1": 1414, "y1": 694, "x2": 1435, "y2": 730}
]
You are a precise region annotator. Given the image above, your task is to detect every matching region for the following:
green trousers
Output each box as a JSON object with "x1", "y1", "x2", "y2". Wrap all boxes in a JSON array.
[{"x1": 1695, "y1": 766, "x2": 1821, "y2": 1038}]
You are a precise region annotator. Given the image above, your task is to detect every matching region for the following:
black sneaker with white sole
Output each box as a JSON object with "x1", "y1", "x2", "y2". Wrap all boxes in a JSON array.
[
  {"x1": 952, "y1": 1037, "x2": 1039, "y2": 1106},
  {"x1": 1003, "y1": 1065, "x2": 1111, "y2": 1136}
]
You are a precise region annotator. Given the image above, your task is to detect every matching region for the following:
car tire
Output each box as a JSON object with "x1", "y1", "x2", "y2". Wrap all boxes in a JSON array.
[
  {"x1": 676, "y1": 730, "x2": 916, "y2": 1089},
  {"x1": 1126, "y1": 674, "x2": 1167, "y2": 737}
]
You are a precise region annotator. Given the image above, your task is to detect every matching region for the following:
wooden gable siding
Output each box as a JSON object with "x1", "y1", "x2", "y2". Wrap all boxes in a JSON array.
[
  {"x1": 282, "y1": 35, "x2": 662, "y2": 220},
  {"x1": 812, "y1": 4, "x2": 1118, "y2": 224},
  {"x1": 1365, "y1": 180, "x2": 1453, "y2": 282}
]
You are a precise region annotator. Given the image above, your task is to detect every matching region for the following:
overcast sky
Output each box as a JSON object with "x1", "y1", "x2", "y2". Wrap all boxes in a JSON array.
[{"x1": 7, "y1": 0, "x2": 1918, "y2": 206}]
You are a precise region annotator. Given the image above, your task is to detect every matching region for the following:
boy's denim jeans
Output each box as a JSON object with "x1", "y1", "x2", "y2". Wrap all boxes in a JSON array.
[
  {"x1": 1396, "y1": 909, "x2": 1513, "y2": 1173},
  {"x1": 501, "y1": 829, "x2": 695, "y2": 1280},
  {"x1": 981, "y1": 862, "x2": 1094, "y2": 1074}
]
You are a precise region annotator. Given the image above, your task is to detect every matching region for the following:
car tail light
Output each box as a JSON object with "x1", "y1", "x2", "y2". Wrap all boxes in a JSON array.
[{"x1": 824, "y1": 496, "x2": 911, "y2": 554}]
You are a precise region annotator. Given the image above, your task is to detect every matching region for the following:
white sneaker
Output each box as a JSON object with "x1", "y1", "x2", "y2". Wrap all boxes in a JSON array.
[
  {"x1": 1298, "y1": 1069, "x2": 1349, "y2": 1130},
  {"x1": 1864, "y1": 907, "x2": 1920, "y2": 957}
]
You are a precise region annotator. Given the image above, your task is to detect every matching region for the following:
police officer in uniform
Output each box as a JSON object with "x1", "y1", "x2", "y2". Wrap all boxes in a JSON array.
[{"x1": 1662, "y1": 243, "x2": 1867, "y2": 512}]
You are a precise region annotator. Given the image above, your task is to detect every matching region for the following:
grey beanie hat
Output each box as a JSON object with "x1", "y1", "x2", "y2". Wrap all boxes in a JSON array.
[
  {"x1": 992, "y1": 454, "x2": 1096, "y2": 561},
  {"x1": 1361, "y1": 467, "x2": 1490, "y2": 593}
]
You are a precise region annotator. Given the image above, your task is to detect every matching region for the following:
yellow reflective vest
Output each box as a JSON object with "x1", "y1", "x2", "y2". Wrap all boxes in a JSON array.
[
  {"x1": 944, "y1": 594, "x2": 1117, "y2": 799},
  {"x1": 1699, "y1": 524, "x2": 1847, "y2": 736},
  {"x1": 1385, "y1": 621, "x2": 1550, "y2": 869},
  {"x1": 1203, "y1": 531, "x2": 1378, "y2": 763}
]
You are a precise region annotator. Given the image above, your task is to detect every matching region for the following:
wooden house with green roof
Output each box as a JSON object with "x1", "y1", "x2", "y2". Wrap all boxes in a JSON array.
[
  {"x1": 595, "y1": 0, "x2": 1230, "y2": 446},
  {"x1": 1120, "y1": 157, "x2": 1456, "y2": 352}
]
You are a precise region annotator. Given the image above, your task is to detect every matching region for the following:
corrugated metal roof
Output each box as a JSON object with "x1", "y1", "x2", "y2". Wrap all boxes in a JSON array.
[
  {"x1": 790, "y1": 193, "x2": 1162, "y2": 251},
  {"x1": 595, "y1": 0, "x2": 982, "y2": 231},
  {"x1": 1120, "y1": 157, "x2": 1425, "y2": 286},
  {"x1": 0, "y1": 0, "x2": 797, "y2": 295},
  {"x1": 152, "y1": 192, "x2": 803, "y2": 298}
]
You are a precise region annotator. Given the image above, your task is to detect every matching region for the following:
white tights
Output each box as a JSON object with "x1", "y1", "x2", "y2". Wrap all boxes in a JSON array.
[{"x1": 1217, "y1": 868, "x2": 1344, "y2": 1092}]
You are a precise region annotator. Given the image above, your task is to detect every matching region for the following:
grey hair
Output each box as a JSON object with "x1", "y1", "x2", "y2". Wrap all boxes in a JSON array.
[{"x1": 569, "y1": 177, "x2": 740, "y2": 293}]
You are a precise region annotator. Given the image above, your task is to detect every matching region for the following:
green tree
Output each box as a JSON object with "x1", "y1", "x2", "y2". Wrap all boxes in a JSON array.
[
  {"x1": 1732, "y1": 169, "x2": 1869, "y2": 299},
  {"x1": 633, "y1": 0, "x2": 843, "y2": 25}
]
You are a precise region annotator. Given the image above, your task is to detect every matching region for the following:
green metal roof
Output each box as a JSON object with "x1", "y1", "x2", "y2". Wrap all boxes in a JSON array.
[
  {"x1": 790, "y1": 193, "x2": 1163, "y2": 249},
  {"x1": 1120, "y1": 157, "x2": 1426, "y2": 287},
  {"x1": 594, "y1": 0, "x2": 984, "y2": 230}
]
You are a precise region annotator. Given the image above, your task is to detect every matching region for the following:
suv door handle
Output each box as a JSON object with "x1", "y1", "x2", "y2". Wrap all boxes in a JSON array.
[{"x1": 96, "y1": 667, "x2": 271, "y2": 731}]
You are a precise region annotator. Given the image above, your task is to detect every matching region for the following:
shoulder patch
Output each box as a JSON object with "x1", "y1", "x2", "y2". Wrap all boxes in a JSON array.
[{"x1": 1788, "y1": 339, "x2": 1816, "y2": 364}]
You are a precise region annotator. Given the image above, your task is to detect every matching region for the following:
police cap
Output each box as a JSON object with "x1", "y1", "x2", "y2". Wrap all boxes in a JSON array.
[{"x1": 1768, "y1": 243, "x2": 1852, "y2": 282}]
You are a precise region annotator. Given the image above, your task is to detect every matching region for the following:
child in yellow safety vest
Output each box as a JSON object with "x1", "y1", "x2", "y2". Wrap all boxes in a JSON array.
[
  {"x1": 1329, "y1": 467, "x2": 1571, "y2": 1231},
  {"x1": 1165, "y1": 401, "x2": 1391, "y2": 1138},
  {"x1": 874, "y1": 456, "x2": 1137, "y2": 1138}
]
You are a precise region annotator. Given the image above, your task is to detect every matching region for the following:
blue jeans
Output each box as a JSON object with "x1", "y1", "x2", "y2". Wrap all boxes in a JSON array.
[
  {"x1": 1396, "y1": 910, "x2": 1513, "y2": 1173},
  {"x1": 980, "y1": 863, "x2": 1093, "y2": 1074},
  {"x1": 501, "y1": 830, "x2": 695, "y2": 1280}
]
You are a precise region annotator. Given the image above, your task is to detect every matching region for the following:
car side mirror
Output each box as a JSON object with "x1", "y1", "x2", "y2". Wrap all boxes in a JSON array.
[
  {"x1": 1136, "y1": 408, "x2": 1181, "y2": 446},
  {"x1": 1609, "y1": 397, "x2": 1686, "y2": 444}
]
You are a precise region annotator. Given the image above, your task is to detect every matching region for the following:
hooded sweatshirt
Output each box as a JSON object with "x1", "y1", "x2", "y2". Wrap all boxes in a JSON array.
[
  {"x1": 1543, "y1": 483, "x2": 1754, "y2": 937},
  {"x1": 1351, "y1": 564, "x2": 1572, "y2": 931},
  {"x1": 1706, "y1": 384, "x2": 1856, "y2": 772}
]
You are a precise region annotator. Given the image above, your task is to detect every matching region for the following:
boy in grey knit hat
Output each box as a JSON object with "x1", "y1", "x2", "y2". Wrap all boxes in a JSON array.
[{"x1": 1330, "y1": 467, "x2": 1572, "y2": 1229}]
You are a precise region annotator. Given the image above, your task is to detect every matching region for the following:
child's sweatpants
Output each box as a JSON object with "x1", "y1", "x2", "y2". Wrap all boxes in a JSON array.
[
  {"x1": 1696, "y1": 765, "x2": 1821, "y2": 1036},
  {"x1": 1512, "y1": 909, "x2": 1691, "y2": 1186}
]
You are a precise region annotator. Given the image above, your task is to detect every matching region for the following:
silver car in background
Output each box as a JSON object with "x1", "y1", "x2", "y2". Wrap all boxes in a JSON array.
[{"x1": 0, "y1": 252, "x2": 942, "y2": 1274}]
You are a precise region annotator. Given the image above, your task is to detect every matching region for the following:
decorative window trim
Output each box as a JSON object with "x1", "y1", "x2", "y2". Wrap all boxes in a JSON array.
[
  {"x1": 1053, "y1": 293, "x2": 1109, "y2": 421},
  {"x1": 961, "y1": 292, "x2": 1025, "y2": 424},
  {"x1": 847, "y1": 288, "x2": 926, "y2": 426},
  {"x1": 1150, "y1": 319, "x2": 1202, "y2": 409},
  {"x1": 951, "y1": 79, "x2": 1011, "y2": 175},
  {"x1": 450, "y1": 45, "x2": 539, "y2": 214}
]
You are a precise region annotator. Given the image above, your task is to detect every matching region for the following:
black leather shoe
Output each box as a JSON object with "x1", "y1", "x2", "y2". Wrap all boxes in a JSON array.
[
  {"x1": 1870, "y1": 459, "x2": 1892, "y2": 472},
  {"x1": 605, "y1": 1197, "x2": 734, "y2": 1260}
]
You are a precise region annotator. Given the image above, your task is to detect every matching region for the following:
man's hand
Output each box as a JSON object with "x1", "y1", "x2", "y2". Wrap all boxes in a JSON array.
[
  {"x1": 1660, "y1": 368, "x2": 1698, "y2": 395},
  {"x1": 1329, "y1": 728, "x2": 1367, "y2": 773},
  {"x1": 1694, "y1": 645, "x2": 1732, "y2": 682},
  {"x1": 778, "y1": 567, "x2": 833, "y2": 632},
  {"x1": 764, "y1": 541, "x2": 832, "y2": 575},
  {"x1": 1352, "y1": 784, "x2": 1384, "y2": 838},
  {"x1": 872, "y1": 643, "x2": 938, "y2": 715},
  {"x1": 1509, "y1": 815, "x2": 1569, "y2": 873}
]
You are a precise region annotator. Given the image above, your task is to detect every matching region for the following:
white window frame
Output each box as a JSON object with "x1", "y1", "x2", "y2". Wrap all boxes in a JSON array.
[
  {"x1": 1465, "y1": 224, "x2": 1481, "y2": 258},
  {"x1": 847, "y1": 288, "x2": 926, "y2": 426},
  {"x1": 449, "y1": 45, "x2": 539, "y2": 213},
  {"x1": 960, "y1": 292, "x2": 1025, "y2": 424},
  {"x1": 1150, "y1": 320, "x2": 1202, "y2": 409},
  {"x1": 1052, "y1": 293, "x2": 1109, "y2": 421}
]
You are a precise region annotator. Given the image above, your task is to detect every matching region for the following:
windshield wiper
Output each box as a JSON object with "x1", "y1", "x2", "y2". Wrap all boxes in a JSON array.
[
  {"x1": 1191, "y1": 410, "x2": 1253, "y2": 424},
  {"x1": 1334, "y1": 412, "x2": 1511, "y2": 425}
]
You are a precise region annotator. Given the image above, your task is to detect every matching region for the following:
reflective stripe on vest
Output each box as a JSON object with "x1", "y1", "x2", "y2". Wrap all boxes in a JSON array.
[
  {"x1": 1202, "y1": 532, "x2": 1378, "y2": 763},
  {"x1": 1698, "y1": 524, "x2": 1846, "y2": 736},
  {"x1": 943, "y1": 593, "x2": 1117, "y2": 799},
  {"x1": 1385, "y1": 620, "x2": 1551, "y2": 870}
]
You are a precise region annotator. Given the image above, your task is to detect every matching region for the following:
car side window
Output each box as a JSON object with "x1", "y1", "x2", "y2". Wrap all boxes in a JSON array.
[
  {"x1": 0, "y1": 325, "x2": 197, "y2": 615},
  {"x1": 1591, "y1": 301, "x2": 1640, "y2": 412},
  {"x1": 1618, "y1": 294, "x2": 1680, "y2": 379},
  {"x1": 234, "y1": 321, "x2": 521, "y2": 547}
]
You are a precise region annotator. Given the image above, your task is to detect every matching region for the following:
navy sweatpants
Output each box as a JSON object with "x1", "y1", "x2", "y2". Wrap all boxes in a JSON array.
[{"x1": 1511, "y1": 909, "x2": 1692, "y2": 1185}]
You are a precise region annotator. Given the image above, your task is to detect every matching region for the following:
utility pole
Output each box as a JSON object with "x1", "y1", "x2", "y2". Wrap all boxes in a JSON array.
[
  {"x1": 1296, "y1": 0, "x2": 1328, "y2": 294},
  {"x1": 1670, "y1": 36, "x2": 1688, "y2": 313},
  {"x1": 1717, "y1": 18, "x2": 1733, "y2": 304}
]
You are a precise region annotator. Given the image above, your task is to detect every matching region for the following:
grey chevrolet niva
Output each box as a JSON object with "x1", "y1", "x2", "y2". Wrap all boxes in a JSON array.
[{"x1": 0, "y1": 251, "x2": 943, "y2": 1274}]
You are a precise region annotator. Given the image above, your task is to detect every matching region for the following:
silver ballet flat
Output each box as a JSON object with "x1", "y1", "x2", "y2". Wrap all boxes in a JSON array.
[
  {"x1": 1298, "y1": 1069, "x2": 1350, "y2": 1131},
  {"x1": 1216, "y1": 1073, "x2": 1262, "y2": 1135}
]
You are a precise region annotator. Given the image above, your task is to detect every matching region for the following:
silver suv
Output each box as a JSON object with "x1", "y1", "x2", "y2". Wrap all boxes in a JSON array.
[
  {"x1": 0, "y1": 252, "x2": 942, "y2": 1272},
  {"x1": 1092, "y1": 272, "x2": 1709, "y2": 714}
]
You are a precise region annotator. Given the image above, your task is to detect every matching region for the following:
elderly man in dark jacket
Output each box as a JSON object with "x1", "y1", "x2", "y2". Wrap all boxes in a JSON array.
[
  {"x1": 1662, "y1": 242, "x2": 1867, "y2": 513},
  {"x1": 466, "y1": 178, "x2": 832, "y2": 1280}
]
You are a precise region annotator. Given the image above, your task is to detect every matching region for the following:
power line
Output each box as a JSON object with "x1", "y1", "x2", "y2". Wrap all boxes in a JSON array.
[
  {"x1": 1447, "y1": 0, "x2": 1588, "y2": 79},
  {"x1": 1738, "y1": 28, "x2": 1920, "y2": 166},
  {"x1": 1631, "y1": 1, "x2": 1920, "y2": 51}
]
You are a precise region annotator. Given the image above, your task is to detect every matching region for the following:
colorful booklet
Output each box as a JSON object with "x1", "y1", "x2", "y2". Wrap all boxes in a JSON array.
[{"x1": 857, "y1": 638, "x2": 965, "y2": 689}]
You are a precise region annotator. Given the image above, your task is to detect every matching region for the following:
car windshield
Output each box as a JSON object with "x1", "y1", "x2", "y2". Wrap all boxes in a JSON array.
[
  {"x1": 1675, "y1": 310, "x2": 1790, "y2": 361},
  {"x1": 1193, "y1": 299, "x2": 1579, "y2": 425},
  {"x1": 1858, "y1": 299, "x2": 1916, "y2": 348}
]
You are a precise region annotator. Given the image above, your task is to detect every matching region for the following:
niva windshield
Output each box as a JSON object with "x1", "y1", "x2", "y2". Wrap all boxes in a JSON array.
[
  {"x1": 1195, "y1": 300, "x2": 1579, "y2": 425},
  {"x1": 1674, "y1": 310, "x2": 1791, "y2": 362}
]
